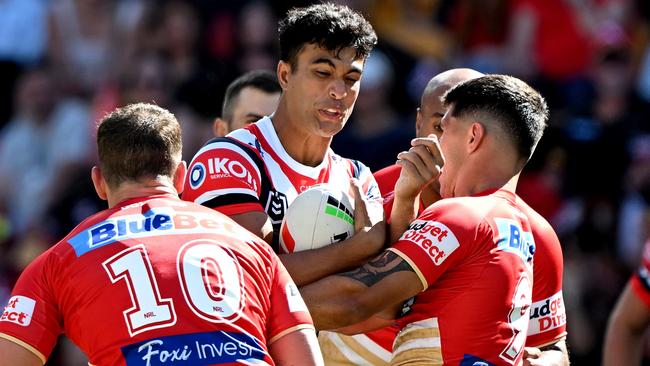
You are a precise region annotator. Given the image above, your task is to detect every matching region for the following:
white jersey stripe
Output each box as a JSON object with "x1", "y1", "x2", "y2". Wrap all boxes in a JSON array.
[{"x1": 253, "y1": 117, "x2": 328, "y2": 178}]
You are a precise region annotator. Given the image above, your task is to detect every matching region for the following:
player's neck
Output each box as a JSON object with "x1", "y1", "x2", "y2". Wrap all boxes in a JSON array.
[
  {"x1": 106, "y1": 181, "x2": 179, "y2": 208},
  {"x1": 271, "y1": 106, "x2": 331, "y2": 167},
  {"x1": 457, "y1": 160, "x2": 519, "y2": 197}
]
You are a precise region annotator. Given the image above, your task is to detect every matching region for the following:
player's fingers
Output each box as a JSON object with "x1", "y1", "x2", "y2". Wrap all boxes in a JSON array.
[
  {"x1": 411, "y1": 135, "x2": 444, "y2": 167},
  {"x1": 523, "y1": 347, "x2": 541, "y2": 359},
  {"x1": 398, "y1": 149, "x2": 436, "y2": 183},
  {"x1": 395, "y1": 157, "x2": 421, "y2": 182},
  {"x1": 408, "y1": 145, "x2": 441, "y2": 179},
  {"x1": 350, "y1": 178, "x2": 371, "y2": 232}
]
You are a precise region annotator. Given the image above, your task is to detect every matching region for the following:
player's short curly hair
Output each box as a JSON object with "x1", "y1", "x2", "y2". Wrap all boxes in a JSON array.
[
  {"x1": 278, "y1": 2, "x2": 377, "y2": 69},
  {"x1": 97, "y1": 103, "x2": 182, "y2": 188},
  {"x1": 443, "y1": 75, "x2": 549, "y2": 161}
]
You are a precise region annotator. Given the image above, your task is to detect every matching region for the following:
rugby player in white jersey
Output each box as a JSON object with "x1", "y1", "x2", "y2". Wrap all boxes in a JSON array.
[{"x1": 183, "y1": 3, "x2": 385, "y2": 287}]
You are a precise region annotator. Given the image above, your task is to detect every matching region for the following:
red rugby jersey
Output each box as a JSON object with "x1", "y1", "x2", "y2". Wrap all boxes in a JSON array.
[
  {"x1": 0, "y1": 195, "x2": 313, "y2": 366},
  {"x1": 389, "y1": 189, "x2": 535, "y2": 365},
  {"x1": 630, "y1": 239, "x2": 650, "y2": 307},
  {"x1": 374, "y1": 166, "x2": 566, "y2": 352}
]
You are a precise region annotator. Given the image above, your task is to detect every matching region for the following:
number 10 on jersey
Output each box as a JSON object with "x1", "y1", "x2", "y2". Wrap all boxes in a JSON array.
[{"x1": 102, "y1": 240, "x2": 245, "y2": 337}]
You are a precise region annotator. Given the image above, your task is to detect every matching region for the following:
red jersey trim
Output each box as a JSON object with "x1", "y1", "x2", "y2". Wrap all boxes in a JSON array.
[
  {"x1": 0, "y1": 332, "x2": 46, "y2": 364},
  {"x1": 268, "y1": 324, "x2": 315, "y2": 344},
  {"x1": 527, "y1": 334, "x2": 568, "y2": 349},
  {"x1": 387, "y1": 248, "x2": 427, "y2": 291},
  {"x1": 216, "y1": 202, "x2": 265, "y2": 216},
  {"x1": 631, "y1": 276, "x2": 650, "y2": 308}
]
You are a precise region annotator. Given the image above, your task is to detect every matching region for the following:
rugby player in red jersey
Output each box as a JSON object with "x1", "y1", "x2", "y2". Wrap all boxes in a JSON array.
[
  {"x1": 0, "y1": 103, "x2": 322, "y2": 366},
  {"x1": 301, "y1": 75, "x2": 568, "y2": 365},
  {"x1": 363, "y1": 69, "x2": 568, "y2": 366}
]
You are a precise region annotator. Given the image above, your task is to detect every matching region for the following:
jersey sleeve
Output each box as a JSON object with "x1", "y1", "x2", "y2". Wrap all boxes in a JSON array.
[
  {"x1": 388, "y1": 202, "x2": 470, "y2": 290},
  {"x1": 526, "y1": 223, "x2": 567, "y2": 347},
  {"x1": 631, "y1": 239, "x2": 650, "y2": 308},
  {"x1": 182, "y1": 139, "x2": 265, "y2": 216},
  {"x1": 266, "y1": 250, "x2": 314, "y2": 343},
  {"x1": 0, "y1": 250, "x2": 62, "y2": 363}
]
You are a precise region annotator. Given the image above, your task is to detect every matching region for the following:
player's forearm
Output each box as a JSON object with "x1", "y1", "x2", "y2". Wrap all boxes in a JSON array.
[
  {"x1": 280, "y1": 227, "x2": 384, "y2": 286},
  {"x1": 389, "y1": 192, "x2": 418, "y2": 243},
  {"x1": 300, "y1": 275, "x2": 374, "y2": 330}
]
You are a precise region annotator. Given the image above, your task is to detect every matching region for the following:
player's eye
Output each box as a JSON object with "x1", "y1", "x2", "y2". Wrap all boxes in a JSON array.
[{"x1": 315, "y1": 70, "x2": 330, "y2": 77}]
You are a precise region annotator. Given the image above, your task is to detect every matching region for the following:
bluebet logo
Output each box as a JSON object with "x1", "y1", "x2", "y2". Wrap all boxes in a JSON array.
[
  {"x1": 493, "y1": 218, "x2": 535, "y2": 263},
  {"x1": 67, "y1": 209, "x2": 241, "y2": 256},
  {"x1": 122, "y1": 330, "x2": 268, "y2": 366}
]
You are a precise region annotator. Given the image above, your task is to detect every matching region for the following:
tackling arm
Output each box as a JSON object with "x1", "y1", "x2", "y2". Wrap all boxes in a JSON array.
[
  {"x1": 280, "y1": 178, "x2": 386, "y2": 286},
  {"x1": 300, "y1": 251, "x2": 423, "y2": 330}
]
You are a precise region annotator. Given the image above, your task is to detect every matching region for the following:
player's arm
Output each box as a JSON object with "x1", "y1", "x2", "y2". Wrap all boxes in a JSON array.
[
  {"x1": 523, "y1": 338, "x2": 569, "y2": 366},
  {"x1": 269, "y1": 328, "x2": 324, "y2": 366},
  {"x1": 230, "y1": 211, "x2": 275, "y2": 244},
  {"x1": 281, "y1": 179, "x2": 386, "y2": 286},
  {"x1": 300, "y1": 250, "x2": 422, "y2": 330},
  {"x1": 0, "y1": 337, "x2": 44, "y2": 366},
  {"x1": 391, "y1": 136, "x2": 442, "y2": 243},
  {"x1": 603, "y1": 281, "x2": 650, "y2": 366}
]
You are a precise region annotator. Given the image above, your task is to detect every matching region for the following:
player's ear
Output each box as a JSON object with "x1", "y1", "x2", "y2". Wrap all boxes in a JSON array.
[
  {"x1": 173, "y1": 161, "x2": 187, "y2": 194},
  {"x1": 213, "y1": 118, "x2": 228, "y2": 137},
  {"x1": 467, "y1": 122, "x2": 485, "y2": 153},
  {"x1": 277, "y1": 60, "x2": 291, "y2": 91},
  {"x1": 91, "y1": 166, "x2": 108, "y2": 201}
]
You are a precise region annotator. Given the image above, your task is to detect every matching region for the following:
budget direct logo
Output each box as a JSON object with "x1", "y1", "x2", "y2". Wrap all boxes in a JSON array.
[
  {"x1": 1, "y1": 295, "x2": 36, "y2": 326},
  {"x1": 528, "y1": 291, "x2": 566, "y2": 334},
  {"x1": 401, "y1": 220, "x2": 460, "y2": 265}
]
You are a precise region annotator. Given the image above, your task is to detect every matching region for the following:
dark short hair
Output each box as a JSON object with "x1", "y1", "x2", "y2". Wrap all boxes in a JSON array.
[
  {"x1": 278, "y1": 2, "x2": 377, "y2": 68},
  {"x1": 443, "y1": 75, "x2": 549, "y2": 161},
  {"x1": 222, "y1": 70, "x2": 280, "y2": 121},
  {"x1": 97, "y1": 103, "x2": 182, "y2": 188}
]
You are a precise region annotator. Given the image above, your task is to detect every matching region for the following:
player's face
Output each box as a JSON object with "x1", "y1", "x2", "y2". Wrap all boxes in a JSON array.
[
  {"x1": 416, "y1": 87, "x2": 446, "y2": 139},
  {"x1": 229, "y1": 88, "x2": 280, "y2": 131},
  {"x1": 282, "y1": 44, "x2": 364, "y2": 137},
  {"x1": 437, "y1": 105, "x2": 466, "y2": 198}
]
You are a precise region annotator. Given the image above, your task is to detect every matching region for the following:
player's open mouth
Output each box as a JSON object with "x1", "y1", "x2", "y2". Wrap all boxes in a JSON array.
[{"x1": 318, "y1": 108, "x2": 343, "y2": 121}]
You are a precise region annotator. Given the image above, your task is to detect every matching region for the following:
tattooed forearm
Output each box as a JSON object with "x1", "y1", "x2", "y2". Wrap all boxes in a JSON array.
[{"x1": 340, "y1": 251, "x2": 414, "y2": 287}]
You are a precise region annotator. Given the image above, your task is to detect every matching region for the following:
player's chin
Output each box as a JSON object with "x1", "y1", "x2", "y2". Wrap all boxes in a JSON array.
[{"x1": 316, "y1": 120, "x2": 345, "y2": 137}]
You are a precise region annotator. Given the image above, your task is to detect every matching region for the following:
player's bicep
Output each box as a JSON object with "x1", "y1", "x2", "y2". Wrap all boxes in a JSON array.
[
  {"x1": 230, "y1": 211, "x2": 273, "y2": 244},
  {"x1": 182, "y1": 141, "x2": 263, "y2": 208},
  {"x1": 0, "y1": 337, "x2": 44, "y2": 366}
]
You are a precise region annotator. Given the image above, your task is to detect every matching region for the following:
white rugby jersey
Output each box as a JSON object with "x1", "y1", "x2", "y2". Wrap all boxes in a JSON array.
[{"x1": 182, "y1": 116, "x2": 382, "y2": 252}]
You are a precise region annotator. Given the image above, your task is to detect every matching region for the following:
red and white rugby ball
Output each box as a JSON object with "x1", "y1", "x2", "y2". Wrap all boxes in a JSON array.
[{"x1": 279, "y1": 185, "x2": 355, "y2": 253}]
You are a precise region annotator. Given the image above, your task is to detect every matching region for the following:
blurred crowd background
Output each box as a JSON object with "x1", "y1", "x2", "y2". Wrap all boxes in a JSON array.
[{"x1": 0, "y1": 0, "x2": 649, "y2": 364}]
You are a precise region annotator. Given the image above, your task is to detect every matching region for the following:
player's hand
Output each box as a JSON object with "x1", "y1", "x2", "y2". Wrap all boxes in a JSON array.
[
  {"x1": 350, "y1": 178, "x2": 385, "y2": 251},
  {"x1": 522, "y1": 346, "x2": 542, "y2": 366},
  {"x1": 351, "y1": 178, "x2": 372, "y2": 233},
  {"x1": 395, "y1": 135, "x2": 443, "y2": 199}
]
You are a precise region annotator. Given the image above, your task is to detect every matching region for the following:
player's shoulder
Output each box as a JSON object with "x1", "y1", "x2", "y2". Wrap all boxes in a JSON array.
[
  {"x1": 514, "y1": 194, "x2": 561, "y2": 245},
  {"x1": 424, "y1": 195, "x2": 494, "y2": 221}
]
